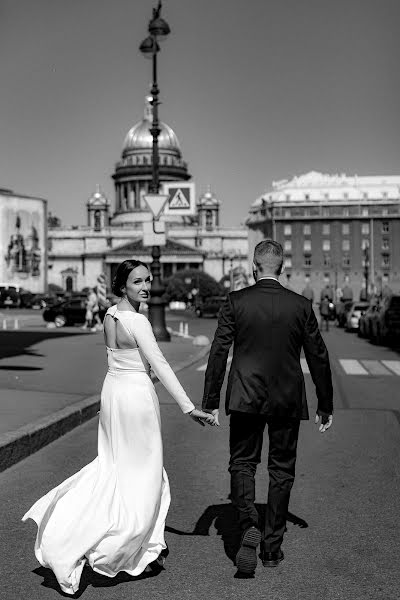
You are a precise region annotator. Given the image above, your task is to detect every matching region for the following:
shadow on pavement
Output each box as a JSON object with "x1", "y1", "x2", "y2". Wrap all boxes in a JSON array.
[
  {"x1": 166, "y1": 502, "x2": 308, "y2": 564},
  {"x1": 0, "y1": 331, "x2": 87, "y2": 361},
  {"x1": 33, "y1": 562, "x2": 163, "y2": 598},
  {"x1": 0, "y1": 365, "x2": 43, "y2": 371}
]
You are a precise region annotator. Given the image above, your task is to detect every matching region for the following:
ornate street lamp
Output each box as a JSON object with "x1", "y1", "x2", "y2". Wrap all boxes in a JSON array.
[{"x1": 140, "y1": 1, "x2": 171, "y2": 341}]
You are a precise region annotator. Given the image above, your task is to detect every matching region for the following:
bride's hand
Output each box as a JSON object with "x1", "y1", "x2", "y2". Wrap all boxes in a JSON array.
[{"x1": 189, "y1": 409, "x2": 218, "y2": 427}]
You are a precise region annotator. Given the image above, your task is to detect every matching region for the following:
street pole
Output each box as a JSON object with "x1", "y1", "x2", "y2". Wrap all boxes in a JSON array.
[{"x1": 140, "y1": 2, "x2": 170, "y2": 341}]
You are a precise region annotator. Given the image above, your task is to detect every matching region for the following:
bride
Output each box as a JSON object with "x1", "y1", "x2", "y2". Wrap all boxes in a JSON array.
[{"x1": 22, "y1": 259, "x2": 216, "y2": 595}]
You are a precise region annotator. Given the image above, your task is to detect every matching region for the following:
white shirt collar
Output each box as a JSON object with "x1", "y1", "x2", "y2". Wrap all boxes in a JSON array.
[{"x1": 258, "y1": 276, "x2": 279, "y2": 282}]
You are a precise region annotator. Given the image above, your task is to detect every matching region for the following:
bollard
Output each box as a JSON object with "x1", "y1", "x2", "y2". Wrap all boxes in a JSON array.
[
  {"x1": 184, "y1": 322, "x2": 189, "y2": 337},
  {"x1": 2, "y1": 319, "x2": 7, "y2": 330},
  {"x1": 14, "y1": 319, "x2": 19, "y2": 330}
]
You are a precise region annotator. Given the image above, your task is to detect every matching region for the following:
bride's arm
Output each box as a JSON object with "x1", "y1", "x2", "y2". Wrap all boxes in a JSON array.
[{"x1": 130, "y1": 314, "x2": 195, "y2": 414}]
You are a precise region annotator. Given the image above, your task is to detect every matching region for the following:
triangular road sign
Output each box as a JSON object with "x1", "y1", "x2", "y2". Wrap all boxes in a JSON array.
[
  {"x1": 169, "y1": 188, "x2": 190, "y2": 209},
  {"x1": 144, "y1": 194, "x2": 169, "y2": 219}
]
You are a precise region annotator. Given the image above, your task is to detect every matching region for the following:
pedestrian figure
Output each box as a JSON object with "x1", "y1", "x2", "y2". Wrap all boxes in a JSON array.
[
  {"x1": 202, "y1": 239, "x2": 333, "y2": 576},
  {"x1": 319, "y1": 295, "x2": 330, "y2": 331},
  {"x1": 81, "y1": 290, "x2": 93, "y2": 330},
  {"x1": 22, "y1": 259, "x2": 216, "y2": 595}
]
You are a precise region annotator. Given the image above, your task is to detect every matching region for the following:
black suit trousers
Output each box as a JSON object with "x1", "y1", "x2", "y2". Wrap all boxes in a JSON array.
[{"x1": 229, "y1": 411, "x2": 300, "y2": 553}]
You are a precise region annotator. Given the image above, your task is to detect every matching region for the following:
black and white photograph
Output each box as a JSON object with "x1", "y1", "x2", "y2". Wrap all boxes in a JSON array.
[{"x1": 0, "y1": 1, "x2": 399, "y2": 598}]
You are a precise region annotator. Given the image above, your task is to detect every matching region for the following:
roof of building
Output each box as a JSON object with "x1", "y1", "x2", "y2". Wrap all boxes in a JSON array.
[{"x1": 251, "y1": 171, "x2": 400, "y2": 207}]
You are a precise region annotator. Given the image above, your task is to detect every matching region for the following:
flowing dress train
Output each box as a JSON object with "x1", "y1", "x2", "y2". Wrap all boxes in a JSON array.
[{"x1": 22, "y1": 306, "x2": 195, "y2": 595}]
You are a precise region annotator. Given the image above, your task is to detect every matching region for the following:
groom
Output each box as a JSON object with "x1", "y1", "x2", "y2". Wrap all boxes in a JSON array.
[{"x1": 202, "y1": 239, "x2": 333, "y2": 575}]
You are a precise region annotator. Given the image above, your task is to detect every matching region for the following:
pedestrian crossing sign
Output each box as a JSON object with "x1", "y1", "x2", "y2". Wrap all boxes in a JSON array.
[{"x1": 162, "y1": 182, "x2": 196, "y2": 216}]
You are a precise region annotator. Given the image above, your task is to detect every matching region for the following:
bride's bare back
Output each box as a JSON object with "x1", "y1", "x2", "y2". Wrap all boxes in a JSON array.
[{"x1": 103, "y1": 309, "x2": 139, "y2": 349}]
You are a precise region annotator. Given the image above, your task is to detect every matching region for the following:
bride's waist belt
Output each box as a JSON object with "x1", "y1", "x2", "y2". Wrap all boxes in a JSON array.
[{"x1": 107, "y1": 366, "x2": 149, "y2": 374}]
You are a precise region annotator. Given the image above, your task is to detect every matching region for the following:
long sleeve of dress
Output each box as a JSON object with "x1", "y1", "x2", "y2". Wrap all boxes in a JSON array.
[{"x1": 129, "y1": 313, "x2": 195, "y2": 414}]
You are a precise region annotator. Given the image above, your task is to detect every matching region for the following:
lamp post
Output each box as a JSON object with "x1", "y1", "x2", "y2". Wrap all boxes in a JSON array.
[
  {"x1": 363, "y1": 240, "x2": 370, "y2": 300},
  {"x1": 140, "y1": 1, "x2": 171, "y2": 341}
]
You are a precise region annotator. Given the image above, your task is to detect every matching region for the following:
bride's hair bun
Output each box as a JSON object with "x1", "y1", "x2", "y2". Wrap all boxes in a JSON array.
[{"x1": 112, "y1": 260, "x2": 149, "y2": 296}]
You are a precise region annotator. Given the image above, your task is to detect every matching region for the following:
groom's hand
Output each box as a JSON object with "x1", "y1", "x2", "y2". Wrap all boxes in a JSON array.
[
  {"x1": 207, "y1": 409, "x2": 220, "y2": 427},
  {"x1": 315, "y1": 410, "x2": 333, "y2": 433}
]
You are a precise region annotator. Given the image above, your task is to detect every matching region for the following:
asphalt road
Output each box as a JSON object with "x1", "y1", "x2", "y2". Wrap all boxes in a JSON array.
[{"x1": 1, "y1": 319, "x2": 400, "y2": 600}]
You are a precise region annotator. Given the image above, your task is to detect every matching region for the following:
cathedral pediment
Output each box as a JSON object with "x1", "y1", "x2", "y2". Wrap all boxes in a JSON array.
[{"x1": 109, "y1": 238, "x2": 205, "y2": 256}]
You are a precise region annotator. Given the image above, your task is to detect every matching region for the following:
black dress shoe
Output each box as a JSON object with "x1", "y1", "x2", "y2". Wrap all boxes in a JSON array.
[
  {"x1": 235, "y1": 526, "x2": 261, "y2": 574},
  {"x1": 260, "y1": 549, "x2": 284, "y2": 567}
]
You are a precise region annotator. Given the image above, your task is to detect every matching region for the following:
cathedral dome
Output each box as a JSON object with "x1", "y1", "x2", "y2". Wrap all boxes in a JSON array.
[{"x1": 122, "y1": 97, "x2": 182, "y2": 158}]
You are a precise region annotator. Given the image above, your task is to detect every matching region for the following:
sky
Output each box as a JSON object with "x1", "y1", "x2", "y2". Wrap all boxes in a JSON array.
[{"x1": 0, "y1": 0, "x2": 399, "y2": 228}]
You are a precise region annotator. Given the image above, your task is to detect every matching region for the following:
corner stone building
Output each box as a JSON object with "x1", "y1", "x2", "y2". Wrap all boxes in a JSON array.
[
  {"x1": 246, "y1": 171, "x2": 400, "y2": 301},
  {"x1": 48, "y1": 99, "x2": 248, "y2": 292}
]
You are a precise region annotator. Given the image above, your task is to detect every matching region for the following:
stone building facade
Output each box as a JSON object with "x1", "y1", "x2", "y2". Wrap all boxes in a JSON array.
[
  {"x1": 48, "y1": 98, "x2": 248, "y2": 292},
  {"x1": 246, "y1": 171, "x2": 400, "y2": 301}
]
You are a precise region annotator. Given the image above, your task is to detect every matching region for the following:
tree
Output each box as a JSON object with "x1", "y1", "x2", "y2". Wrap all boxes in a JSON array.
[{"x1": 164, "y1": 269, "x2": 224, "y2": 303}]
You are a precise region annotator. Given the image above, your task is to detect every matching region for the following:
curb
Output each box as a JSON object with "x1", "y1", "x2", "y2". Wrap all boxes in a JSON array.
[{"x1": 0, "y1": 344, "x2": 211, "y2": 473}]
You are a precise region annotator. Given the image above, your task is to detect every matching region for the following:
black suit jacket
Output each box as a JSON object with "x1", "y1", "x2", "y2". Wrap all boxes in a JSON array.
[{"x1": 202, "y1": 279, "x2": 333, "y2": 420}]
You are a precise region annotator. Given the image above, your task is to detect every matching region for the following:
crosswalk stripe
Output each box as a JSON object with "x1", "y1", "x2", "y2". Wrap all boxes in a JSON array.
[
  {"x1": 196, "y1": 357, "x2": 399, "y2": 376},
  {"x1": 300, "y1": 358, "x2": 310, "y2": 374},
  {"x1": 381, "y1": 360, "x2": 400, "y2": 376},
  {"x1": 360, "y1": 360, "x2": 392, "y2": 376},
  {"x1": 339, "y1": 359, "x2": 369, "y2": 375}
]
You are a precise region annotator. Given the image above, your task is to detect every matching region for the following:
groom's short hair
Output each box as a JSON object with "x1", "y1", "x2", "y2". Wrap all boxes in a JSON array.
[{"x1": 254, "y1": 239, "x2": 284, "y2": 276}]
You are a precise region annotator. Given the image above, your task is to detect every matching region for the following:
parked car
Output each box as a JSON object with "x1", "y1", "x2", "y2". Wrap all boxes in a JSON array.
[
  {"x1": 43, "y1": 297, "x2": 108, "y2": 327},
  {"x1": 0, "y1": 285, "x2": 20, "y2": 308},
  {"x1": 194, "y1": 296, "x2": 226, "y2": 318},
  {"x1": 344, "y1": 302, "x2": 369, "y2": 331},
  {"x1": 369, "y1": 294, "x2": 400, "y2": 345}
]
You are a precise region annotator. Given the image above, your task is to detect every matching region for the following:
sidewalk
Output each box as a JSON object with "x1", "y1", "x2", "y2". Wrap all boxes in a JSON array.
[{"x1": 0, "y1": 325, "x2": 210, "y2": 473}]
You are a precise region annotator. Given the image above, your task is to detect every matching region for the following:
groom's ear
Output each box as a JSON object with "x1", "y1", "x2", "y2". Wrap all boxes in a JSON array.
[{"x1": 252, "y1": 261, "x2": 257, "y2": 281}]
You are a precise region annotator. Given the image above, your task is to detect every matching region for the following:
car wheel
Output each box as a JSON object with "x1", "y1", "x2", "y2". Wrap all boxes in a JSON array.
[{"x1": 54, "y1": 314, "x2": 66, "y2": 328}]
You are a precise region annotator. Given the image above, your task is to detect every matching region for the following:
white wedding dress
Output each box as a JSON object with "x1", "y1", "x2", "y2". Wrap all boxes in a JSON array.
[{"x1": 22, "y1": 305, "x2": 195, "y2": 595}]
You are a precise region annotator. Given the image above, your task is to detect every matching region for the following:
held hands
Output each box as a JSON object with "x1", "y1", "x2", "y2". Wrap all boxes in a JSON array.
[
  {"x1": 315, "y1": 410, "x2": 333, "y2": 433},
  {"x1": 189, "y1": 408, "x2": 219, "y2": 427}
]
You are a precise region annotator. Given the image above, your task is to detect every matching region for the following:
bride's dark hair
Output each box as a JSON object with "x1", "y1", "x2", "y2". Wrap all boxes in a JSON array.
[{"x1": 112, "y1": 260, "x2": 149, "y2": 297}]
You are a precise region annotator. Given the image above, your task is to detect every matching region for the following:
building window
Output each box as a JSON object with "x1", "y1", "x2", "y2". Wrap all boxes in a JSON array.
[
  {"x1": 323, "y1": 254, "x2": 331, "y2": 267},
  {"x1": 304, "y1": 240, "x2": 312, "y2": 253},
  {"x1": 382, "y1": 255, "x2": 390, "y2": 268},
  {"x1": 361, "y1": 223, "x2": 370, "y2": 235},
  {"x1": 205, "y1": 210, "x2": 213, "y2": 229},
  {"x1": 342, "y1": 223, "x2": 350, "y2": 235},
  {"x1": 362, "y1": 208, "x2": 368, "y2": 216},
  {"x1": 303, "y1": 224, "x2": 311, "y2": 235},
  {"x1": 382, "y1": 239, "x2": 390, "y2": 251},
  {"x1": 284, "y1": 240, "x2": 292, "y2": 252},
  {"x1": 285, "y1": 256, "x2": 292, "y2": 268},
  {"x1": 342, "y1": 239, "x2": 350, "y2": 251},
  {"x1": 304, "y1": 256, "x2": 312, "y2": 267},
  {"x1": 343, "y1": 208, "x2": 349, "y2": 217},
  {"x1": 342, "y1": 255, "x2": 351, "y2": 268},
  {"x1": 285, "y1": 209, "x2": 291, "y2": 218},
  {"x1": 361, "y1": 239, "x2": 369, "y2": 251},
  {"x1": 322, "y1": 239, "x2": 330, "y2": 252},
  {"x1": 284, "y1": 224, "x2": 292, "y2": 236},
  {"x1": 382, "y1": 221, "x2": 389, "y2": 233},
  {"x1": 322, "y1": 224, "x2": 330, "y2": 235}
]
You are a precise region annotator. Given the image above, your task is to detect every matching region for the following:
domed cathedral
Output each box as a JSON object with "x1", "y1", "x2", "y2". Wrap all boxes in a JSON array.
[
  {"x1": 46, "y1": 96, "x2": 248, "y2": 293},
  {"x1": 111, "y1": 97, "x2": 190, "y2": 227}
]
